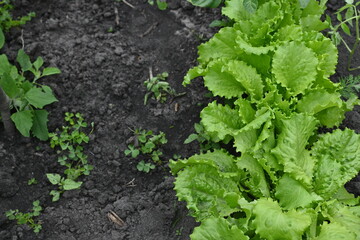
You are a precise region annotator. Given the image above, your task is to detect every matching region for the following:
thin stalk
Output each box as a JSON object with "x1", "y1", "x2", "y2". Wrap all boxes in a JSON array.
[
  {"x1": 0, "y1": 87, "x2": 14, "y2": 137},
  {"x1": 347, "y1": 6, "x2": 360, "y2": 71}
]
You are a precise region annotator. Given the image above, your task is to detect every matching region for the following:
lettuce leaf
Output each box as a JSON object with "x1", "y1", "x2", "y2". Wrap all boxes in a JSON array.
[
  {"x1": 272, "y1": 41, "x2": 318, "y2": 96},
  {"x1": 271, "y1": 113, "x2": 318, "y2": 187},
  {"x1": 191, "y1": 217, "x2": 249, "y2": 240},
  {"x1": 312, "y1": 128, "x2": 360, "y2": 199},
  {"x1": 252, "y1": 198, "x2": 312, "y2": 240}
]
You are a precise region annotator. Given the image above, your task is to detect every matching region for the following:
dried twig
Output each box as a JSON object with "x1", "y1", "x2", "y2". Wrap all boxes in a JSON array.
[
  {"x1": 114, "y1": 7, "x2": 120, "y2": 26},
  {"x1": 122, "y1": 0, "x2": 135, "y2": 9},
  {"x1": 140, "y1": 22, "x2": 159, "y2": 37},
  {"x1": 107, "y1": 210, "x2": 125, "y2": 227}
]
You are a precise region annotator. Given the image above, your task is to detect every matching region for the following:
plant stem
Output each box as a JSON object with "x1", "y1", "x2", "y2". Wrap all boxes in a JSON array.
[
  {"x1": 348, "y1": 6, "x2": 360, "y2": 71},
  {"x1": 0, "y1": 87, "x2": 14, "y2": 137}
]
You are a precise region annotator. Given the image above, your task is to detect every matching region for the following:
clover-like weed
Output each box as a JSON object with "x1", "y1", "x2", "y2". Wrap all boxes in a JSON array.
[{"x1": 6, "y1": 200, "x2": 42, "y2": 233}]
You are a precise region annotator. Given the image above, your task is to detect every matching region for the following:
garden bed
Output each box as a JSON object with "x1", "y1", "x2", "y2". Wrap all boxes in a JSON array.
[{"x1": 0, "y1": 0, "x2": 359, "y2": 239}]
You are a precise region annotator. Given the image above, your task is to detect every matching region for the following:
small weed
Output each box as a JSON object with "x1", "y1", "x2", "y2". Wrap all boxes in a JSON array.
[
  {"x1": 6, "y1": 200, "x2": 42, "y2": 233},
  {"x1": 125, "y1": 128, "x2": 167, "y2": 172},
  {"x1": 136, "y1": 160, "x2": 155, "y2": 173},
  {"x1": 184, "y1": 123, "x2": 220, "y2": 152},
  {"x1": 48, "y1": 112, "x2": 93, "y2": 201},
  {"x1": 27, "y1": 178, "x2": 38, "y2": 185},
  {"x1": 339, "y1": 75, "x2": 360, "y2": 99},
  {"x1": 175, "y1": 227, "x2": 183, "y2": 236},
  {"x1": 0, "y1": 0, "x2": 35, "y2": 32},
  {"x1": 144, "y1": 71, "x2": 174, "y2": 104},
  {"x1": 148, "y1": 0, "x2": 168, "y2": 10}
]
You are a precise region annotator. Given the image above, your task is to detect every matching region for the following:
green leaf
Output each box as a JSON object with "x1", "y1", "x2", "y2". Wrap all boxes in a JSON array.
[
  {"x1": 315, "y1": 222, "x2": 357, "y2": 240},
  {"x1": 46, "y1": 173, "x2": 62, "y2": 185},
  {"x1": 237, "y1": 153, "x2": 270, "y2": 198},
  {"x1": 275, "y1": 174, "x2": 321, "y2": 210},
  {"x1": 156, "y1": 0, "x2": 167, "y2": 10},
  {"x1": 272, "y1": 41, "x2": 318, "y2": 96},
  {"x1": 200, "y1": 101, "x2": 243, "y2": 142},
  {"x1": 33, "y1": 57, "x2": 44, "y2": 71},
  {"x1": 243, "y1": 0, "x2": 258, "y2": 14},
  {"x1": 252, "y1": 198, "x2": 312, "y2": 240},
  {"x1": 197, "y1": 27, "x2": 242, "y2": 64},
  {"x1": 62, "y1": 179, "x2": 82, "y2": 190},
  {"x1": 271, "y1": 113, "x2": 318, "y2": 187},
  {"x1": 187, "y1": 0, "x2": 222, "y2": 8},
  {"x1": 312, "y1": 129, "x2": 360, "y2": 199},
  {"x1": 191, "y1": 217, "x2": 249, "y2": 240},
  {"x1": 184, "y1": 133, "x2": 198, "y2": 144},
  {"x1": 0, "y1": 54, "x2": 11, "y2": 74},
  {"x1": 31, "y1": 110, "x2": 49, "y2": 140},
  {"x1": 173, "y1": 164, "x2": 241, "y2": 221},
  {"x1": 0, "y1": 28, "x2": 4, "y2": 49},
  {"x1": 25, "y1": 86, "x2": 58, "y2": 108},
  {"x1": 0, "y1": 72, "x2": 20, "y2": 98},
  {"x1": 341, "y1": 23, "x2": 351, "y2": 36},
  {"x1": 203, "y1": 59, "x2": 247, "y2": 99},
  {"x1": 222, "y1": 0, "x2": 251, "y2": 21},
  {"x1": 16, "y1": 49, "x2": 32, "y2": 72},
  {"x1": 42, "y1": 67, "x2": 61, "y2": 77},
  {"x1": 11, "y1": 110, "x2": 33, "y2": 137},
  {"x1": 299, "y1": 0, "x2": 310, "y2": 8},
  {"x1": 50, "y1": 190, "x2": 61, "y2": 202}
]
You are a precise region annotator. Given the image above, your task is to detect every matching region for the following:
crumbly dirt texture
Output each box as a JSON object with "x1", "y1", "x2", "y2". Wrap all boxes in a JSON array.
[{"x1": 0, "y1": 0, "x2": 360, "y2": 239}]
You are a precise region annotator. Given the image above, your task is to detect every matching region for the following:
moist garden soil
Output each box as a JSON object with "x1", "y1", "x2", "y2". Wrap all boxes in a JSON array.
[{"x1": 0, "y1": 0, "x2": 360, "y2": 239}]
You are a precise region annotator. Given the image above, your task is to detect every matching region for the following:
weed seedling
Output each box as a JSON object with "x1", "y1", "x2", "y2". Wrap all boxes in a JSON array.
[
  {"x1": 144, "y1": 71, "x2": 173, "y2": 104},
  {"x1": 48, "y1": 112, "x2": 93, "y2": 201},
  {"x1": 339, "y1": 74, "x2": 360, "y2": 99},
  {"x1": 136, "y1": 160, "x2": 155, "y2": 173},
  {"x1": 124, "y1": 128, "x2": 167, "y2": 172},
  {"x1": 148, "y1": 0, "x2": 168, "y2": 10},
  {"x1": 6, "y1": 200, "x2": 42, "y2": 233},
  {"x1": 27, "y1": 178, "x2": 38, "y2": 185}
]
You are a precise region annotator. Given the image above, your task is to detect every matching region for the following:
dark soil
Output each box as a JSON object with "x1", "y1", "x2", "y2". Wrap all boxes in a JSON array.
[{"x1": 0, "y1": 1, "x2": 359, "y2": 239}]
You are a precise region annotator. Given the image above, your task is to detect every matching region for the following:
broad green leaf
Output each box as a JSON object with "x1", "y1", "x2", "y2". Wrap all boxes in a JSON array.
[
  {"x1": 191, "y1": 217, "x2": 249, "y2": 240},
  {"x1": 197, "y1": 27, "x2": 242, "y2": 64},
  {"x1": 312, "y1": 129, "x2": 360, "y2": 199},
  {"x1": 203, "y1": 59, "x2": 247, "y2": 99},
  {"x1": 31, "y1": 110, "x2": 49, "y2": 141},
  {"x1": 243, "y1": 0, "x2": 258, "y2": 14},
  {"x1": 63, "y1": 179, "x2": 82, "y2": 190},
  {"x1": 187, "y1": 0, "x2": 222, "y2": 8},
  {"x1": 173, "y1": 164, "x2": 241, "y2": 221},
  {"x1": 183, "y1": 66, "x2": 205, "y2": 86},
  {"x1": 299, "y1": 0, "x2": 310, "y2": 8},
  {"x1": 0, "y1": 72, "x2": 20, "y2": 98},
  {"x1": 236, "y1": 35, "x2": 275, "y2": 55},
  {"x1": 340, "y1": 23, "x2": 351, "y2": 36},
  {"x1": 0, "y1": 54, "x2": 11, "y2": 74},
  {"x1": 233, "y1": 109, "x2": 271, "y2": 153},
  {"x1": 237, "y1": 153, "x2": 270, "y2": 198},
  {"x1": 315, "y1": 222, "x2": 357, "y2": 240},
  {"x1": 322, "y1": 201, "x2": 360, "y2": 238},
  {"x1": 184, "y1": 133, "x2": 198, "y2": 144},
  {"x1": 33, "y1": 57, "x2": 44, "y2": 71},
  {"x1": 50, "y1": 190, "x2": 61, "y2": 202},
  {"x1": 235, "y1": 98, "x2": 256, "y2": 124},
  {"x1": 225, "y1": 60, "x2": 264, "y2": 100},
  {"x1": 300, "y1": 15, "x2": 329, "y2": 31},
  {"x1": 200, "y1": 101, "x2": 243, "y2": 142},
  {"x1": 271, "y1": 113, "x2": 318, "y2": 187},
  {"x1": 46, "y1": 173, "x2": 62, "y2": 185},
  {"x1": 272, "y1": 41, "x2": 318, "y2": 96},
  {"x1": 42, "y1": 67, "x2": 61, "y2": 77},
  {"x1": 170, "y1": 149, "x2": 239, "y2": 178},
  {"x1": 11, "y1": 110, "x2": 33, "y2": 137},
  {"x1": 25, "y1": 86, "x2": 58, "y2": 108},
  {"x1": 296, "y1": 89, "x2": 344, "y2": 127},
  {"x1": 252, "y1": 198, "x2": 312, "y2": 240},
  {"x1": 0, "y1": 28, "x2": 4, "y2": 49},
  {"x1": 306, "y1": 38, "x2": 338, "y2": 79},
  {"x1": 156, "y1": 0, "x2": 167, "y2": 10},
  {"x1": 222, "y1": 0, "x2": 251, "y2": 21},
  {"x1": 16, "y1": 49, "x2": 32, "y2": 72},
  {"x1": 275, "y1": 174, "x2": 321, "y2": 210}
]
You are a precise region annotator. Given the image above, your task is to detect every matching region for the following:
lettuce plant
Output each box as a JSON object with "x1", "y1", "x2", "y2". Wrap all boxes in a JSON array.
[{"x1": 171, "y1": 0, "x2": 360, "y2": 239}]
